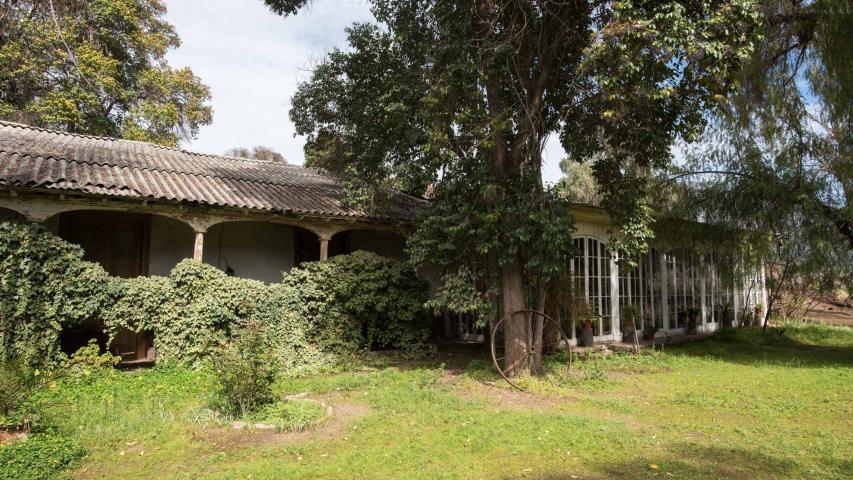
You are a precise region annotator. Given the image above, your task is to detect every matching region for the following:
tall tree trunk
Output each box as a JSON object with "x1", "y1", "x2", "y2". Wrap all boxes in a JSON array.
[{"x1": 502, "y1": 259, "x2": 528, "y2": 377}]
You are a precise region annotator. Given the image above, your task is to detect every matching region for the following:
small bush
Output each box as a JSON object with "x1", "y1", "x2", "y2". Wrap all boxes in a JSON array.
[
  {"x1": 0, "y1": 433, "x2": 84, "y2": 480},
  {"x1": 66, "y1": 339, "x2": 119, "y2": 373},
  {"x1": 250, "y1": 400, "x2": 325, "y2": 432},
  {"x1": 0, "y1": 359, "x2": 35, "y2": 418},
  {"x1": 210, "y1": 320, "x2": 276, "y2": 417}
]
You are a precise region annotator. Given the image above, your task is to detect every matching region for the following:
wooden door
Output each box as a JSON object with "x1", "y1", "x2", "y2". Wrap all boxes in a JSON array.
[{"x1": 60, "y1": 211, "x2": 149, "y2": 278}]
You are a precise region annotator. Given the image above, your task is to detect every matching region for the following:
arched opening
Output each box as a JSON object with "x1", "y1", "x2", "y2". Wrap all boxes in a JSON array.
[
  {"x1": 204, "y1": 221, "x2": 315, "y2": 283},
  {"x1": 0, "y1": 206, "x2": 25, "y2": 221},
  {"x1": 617, "y1": 248, "x2": 662, "y2": 337},
  {"x1": 46, "y1": 210, "x2": 195, "y2": 278},
  {"x1": 45, "y1": 209, "x2": 194, "y2": 364},
  {"x1": 329, "y1": 229, "x2": 407, "y2": 260}
]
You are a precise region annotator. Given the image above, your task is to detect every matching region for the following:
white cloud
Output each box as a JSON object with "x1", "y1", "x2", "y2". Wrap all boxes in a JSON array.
[
  {"x1": 164, "y1": 0, "x2": 373, "y2": 164},
  {"x1": 163, "y1": 0, "x2": 567, "y2": 183}
]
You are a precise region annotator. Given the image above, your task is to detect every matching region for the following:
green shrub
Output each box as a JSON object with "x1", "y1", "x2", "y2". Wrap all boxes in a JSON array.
[
  {"x1": 0, "y1": 433, "x2": 84, "y2": 480},
  {"x1": 0, "y1": 220, "x2": 113, "y2": 366},
  {"x1": 66, "y1": 339, "x2": 119, "y2": 373},
  {"x1": 210, "y1": 320, "x2": 276, "y2": 417},
  {"x1": 103, "y1": 260, "x2": 267, "y2": 366},
  {"x1": 257, "y1": 251, "x2": 432, "y2": 372},
  {"x1": 0, "y1": 359, "x2": 35, "y2": 418}
]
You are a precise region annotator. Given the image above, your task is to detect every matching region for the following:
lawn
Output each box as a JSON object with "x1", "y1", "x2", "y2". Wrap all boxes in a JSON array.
[{"x1": 5, "y1": 324, "x2": 852, "y2": 479}]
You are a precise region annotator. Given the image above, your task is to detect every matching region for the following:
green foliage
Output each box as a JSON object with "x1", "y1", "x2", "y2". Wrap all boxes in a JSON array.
[
  {"x1": 558, "y1": 159, "x2": 601, "y2": 206},
  {"x1": 0, "y1": 221, "x2": 431, "y2": 373},
  {"x1": 279, "y1": 0, "x2": 761, "y2": 343},
  {"x1": 210, "y1": 320, "x2": 276, "y2": 418},
  {"x1": 258, "y1": 251, "x2": 432, "y2": 372},
  {"x1": 249, "y1": 400, "x2": 325, "y2": 433},
  {"x1": 0, "y1": 359, "x2": 36, "y2": 418},
  {"x1": 66, "y1": 339, "x2": 119, "y2": 373},
  {"x1": 0, "y1": 433, "x2": 84, "y2": 480},
  {"x1": 103, "y1": 260, "x2": 267, "y2": 366},
  {"x1": 0, "y1": 220, "x2": 113, "y2": 366},
  {"x1": 0, "y1": 0, "x2": 212, "y2": 146}
]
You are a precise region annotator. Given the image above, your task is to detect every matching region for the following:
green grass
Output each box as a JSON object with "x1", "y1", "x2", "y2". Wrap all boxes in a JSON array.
[{"x1": 3, "y1": 324, "x2": 852, "y2": 479}]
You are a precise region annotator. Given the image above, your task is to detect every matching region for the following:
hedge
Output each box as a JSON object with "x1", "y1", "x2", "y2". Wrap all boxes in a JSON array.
[
  {"x1": 0, "y1": 220, "x2": 113, "y2": 366},
  {"x1": 0, "y1": 219, "x2": 431, "y2": 370}
]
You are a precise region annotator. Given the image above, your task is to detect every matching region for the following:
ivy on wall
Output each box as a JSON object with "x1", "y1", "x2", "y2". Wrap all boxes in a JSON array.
[
  {"x1": 0, "y1": 220, "x2": 431, "y2": 370},
  {"x1": 0, "y1": 221, "x2": 113, "y2": 366}
]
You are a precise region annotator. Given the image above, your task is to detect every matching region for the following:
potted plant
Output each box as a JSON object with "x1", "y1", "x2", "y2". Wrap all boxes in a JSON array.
[
  {"x1": 642, "y1": 322, "x2": 657, "y2": 341},
  {"x1": 754, "y1": 303, "x2": 765, "y2": 326},
  {"x1": 580, "y1": 316, "x2": 595, "y2": 346},
  {"x1": 722, "y1": 303, "x2": 733, "y2": 328},
  {"x1": 741, "y1": 307, "x2": 752, "y2": 327},
  {"x1": 685, "y1": 307, "x2": 701, "y2": 335},
  {"x1": 621, "y1": 305, "x2": 640, "y2": 342}
]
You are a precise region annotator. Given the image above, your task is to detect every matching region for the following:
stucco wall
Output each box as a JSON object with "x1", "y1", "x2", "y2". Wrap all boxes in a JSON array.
[
  {"x1": 203, "y1": 222, "x2": 295, "y2": 283},
  {"x1": 149, "y1": 215, "x2": 194, "y2": 276}
]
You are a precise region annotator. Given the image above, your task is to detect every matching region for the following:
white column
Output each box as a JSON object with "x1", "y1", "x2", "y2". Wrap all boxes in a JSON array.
[
  {"x1": 660, "y1": 252, "x2": 669, "y2": 331},
  {"x1": 699, "y1": 260, "x2": 707, "y2": 332},
  {"x1": 319, "y1": 235, "x2": 330, "y2": 261},
  {"x1": 193, "y1": 230, "x2": 204, "y2": 261},
  {"x1": 610, "y1": 253, "x2": 620, "y2": 341}
]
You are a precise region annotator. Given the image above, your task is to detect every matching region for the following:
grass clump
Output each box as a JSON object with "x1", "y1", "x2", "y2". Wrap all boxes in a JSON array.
[
  {"x1": 0, "y1": 433, "x2": 84, "y2": 480},
  {"x1": 249, "y1": 400, "x2": 326, "y2": 432}
]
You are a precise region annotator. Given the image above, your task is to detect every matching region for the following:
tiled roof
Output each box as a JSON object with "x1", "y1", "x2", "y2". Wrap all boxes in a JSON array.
[{"x1": 0, "y1": 121, "x2": 425, "y2": 223}]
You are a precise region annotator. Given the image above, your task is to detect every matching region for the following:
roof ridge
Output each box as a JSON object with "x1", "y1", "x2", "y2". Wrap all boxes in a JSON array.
[{"x1": 0, "y1": 120, "x2": 311, "y2": 171}]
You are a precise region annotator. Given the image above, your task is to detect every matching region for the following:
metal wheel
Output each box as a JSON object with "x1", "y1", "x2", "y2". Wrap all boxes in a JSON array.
[{"x1": 490, "y1": 309, "x2": 572, "y2": 391}]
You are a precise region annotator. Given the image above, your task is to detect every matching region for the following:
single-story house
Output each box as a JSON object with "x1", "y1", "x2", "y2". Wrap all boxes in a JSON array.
[{"x1": 0, "y1": 120, "x2": 767, "y2": 354}]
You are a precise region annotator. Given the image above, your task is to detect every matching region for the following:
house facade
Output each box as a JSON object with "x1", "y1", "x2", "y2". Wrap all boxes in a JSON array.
[{"x1": 0, "y1": 121, "x2": 767, "y2": 350}]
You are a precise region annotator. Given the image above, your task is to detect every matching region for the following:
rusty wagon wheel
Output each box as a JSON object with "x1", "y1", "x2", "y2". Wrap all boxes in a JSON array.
[{"x1": 490, "y1": 309, "x2": 572, "y2": 391}]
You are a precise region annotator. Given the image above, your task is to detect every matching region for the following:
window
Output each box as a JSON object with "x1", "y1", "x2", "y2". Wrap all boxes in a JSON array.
[
  {"x1": 666, "y1": 252, "x2": 680, "y2": 328},
  {"x1": 618, "y1": 250, "x2": 660, "y2": 332},
  {"x1": 570, "y1": 237, "x2": 612, "y2": 337}
]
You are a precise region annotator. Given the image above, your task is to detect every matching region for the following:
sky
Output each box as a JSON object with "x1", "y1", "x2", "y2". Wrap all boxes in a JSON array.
[{"x1": 163, "y1": 0, "x2": 566, "y2": 184}]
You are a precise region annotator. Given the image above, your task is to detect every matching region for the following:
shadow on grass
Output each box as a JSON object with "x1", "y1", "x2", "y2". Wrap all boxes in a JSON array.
[
  {"x1": 662, "y1": 326, "x2": 853, "y2": 369},
  {"x1": 529, "y1": 442, "x2": 842, "y2": 480}
]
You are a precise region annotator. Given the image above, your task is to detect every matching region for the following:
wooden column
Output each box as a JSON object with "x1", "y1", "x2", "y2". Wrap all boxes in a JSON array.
[
  {"x1": 193, "y1": 230, "x2": 204, "y2": 261},
  {"x1": 319, "y1": 236, "x2": 330, "y2": 261}
]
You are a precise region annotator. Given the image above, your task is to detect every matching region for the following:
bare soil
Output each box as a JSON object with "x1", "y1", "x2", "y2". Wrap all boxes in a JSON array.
[
  {"x1": 803, "y1": 299, "x2": 853, "y2": 327},
  {"x1": 196, "y1": 395, "x2": 371, "y2": 451}
]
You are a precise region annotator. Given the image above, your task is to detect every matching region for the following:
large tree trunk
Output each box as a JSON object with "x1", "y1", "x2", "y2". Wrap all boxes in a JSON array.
[{"x1": 501, "y1": 259, "x2": 529, "y2": 377}]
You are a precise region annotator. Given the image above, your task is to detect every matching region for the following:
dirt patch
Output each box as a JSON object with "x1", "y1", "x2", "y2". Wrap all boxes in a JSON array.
[
  {"x1": 196, "y1": 395, "x2": 372, "y2": 450},
  {"x1": 0, "y1": 430, "x2": 27, "y2": 445},
  {"x1": 803, "y1": 299, "x2": 853, "y2": 327}
]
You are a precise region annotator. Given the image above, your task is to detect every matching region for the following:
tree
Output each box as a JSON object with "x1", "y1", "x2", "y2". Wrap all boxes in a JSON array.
[
  {"x1": 0, "y1": 0, "x2": 212, "y2": 147},
  {"x1": 269, "y1": 0, "x2": 759, "y2": 376},
  {"x1": 557, "y1": 159, "x2": 600, "y2": 206},
  {"x1": 665, "y1": 0, "x2": 852, "y2": 326},
  {"x1": 225, "y1": 146, "x2": 287, "y2": 163}
]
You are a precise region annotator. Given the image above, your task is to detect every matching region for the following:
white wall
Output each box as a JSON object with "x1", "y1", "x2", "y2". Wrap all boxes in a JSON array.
[
  {"x1": 203, "y1": 222, "x2": 295, "y2": 283},
  {"x1": 149, "y1": 215, "x2": 194, "y2": 276}
]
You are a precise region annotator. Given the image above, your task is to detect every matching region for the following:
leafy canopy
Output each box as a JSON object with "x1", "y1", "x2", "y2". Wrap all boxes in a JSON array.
[
  {"x1": 0, "y1": 0, "x2": 212, "y2": 146},
  {"x1": 270, "y1": 0, "x2": 760, "y2": 315},
  {"x1": 664, "y1": 0, "x2": 852, "y2": 315}
]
